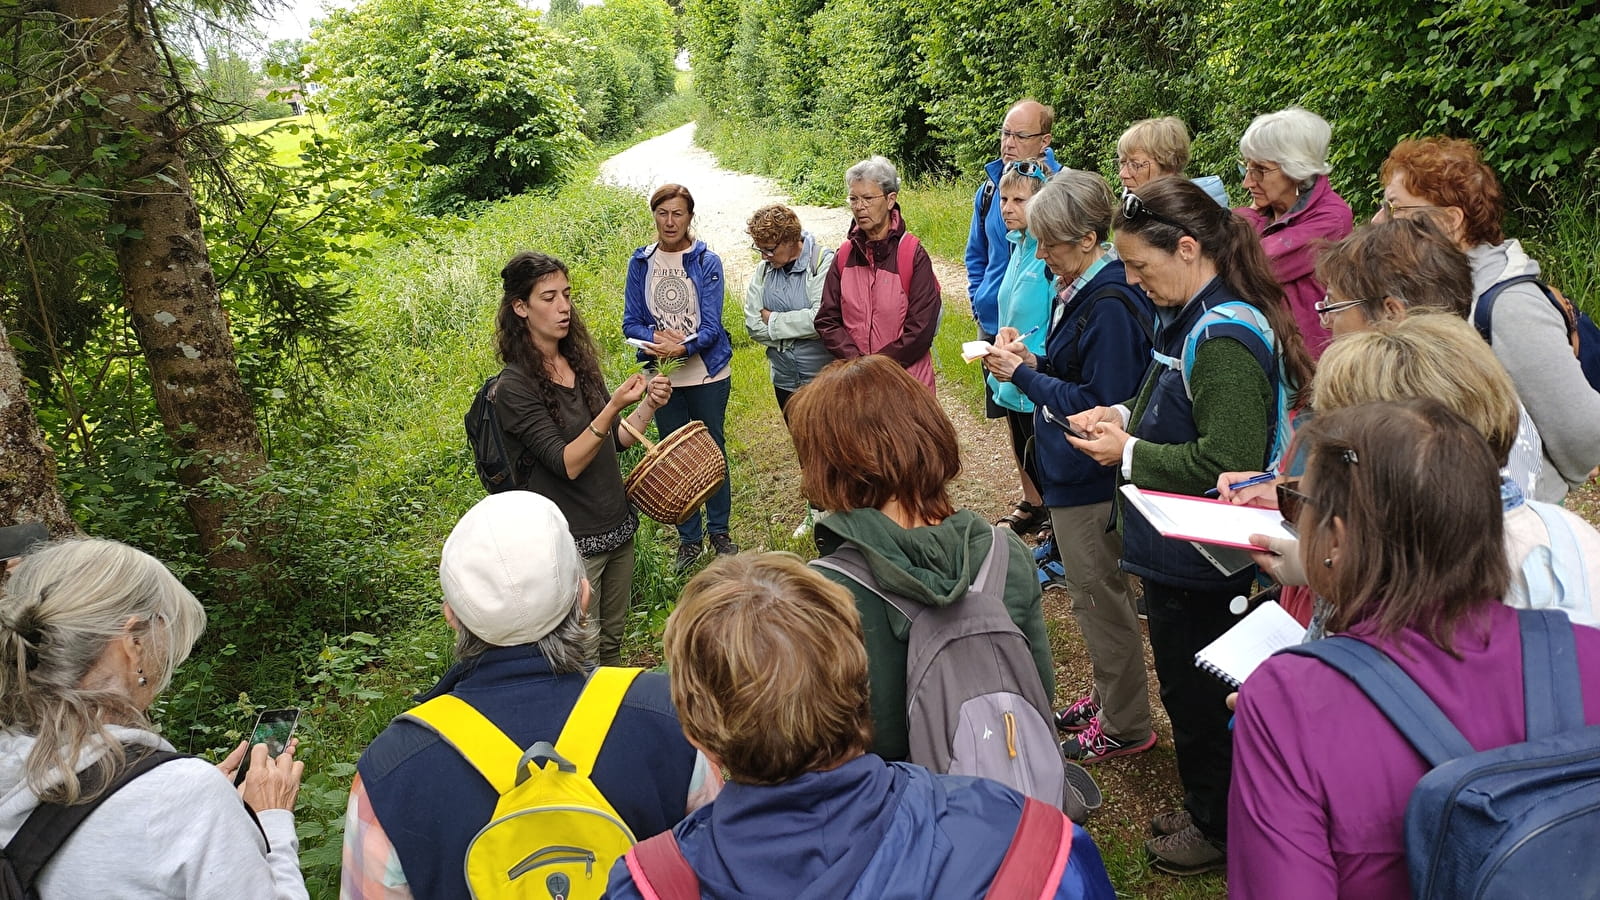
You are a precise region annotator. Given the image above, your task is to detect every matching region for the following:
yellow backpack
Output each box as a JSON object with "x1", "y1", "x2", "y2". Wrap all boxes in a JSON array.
[{"x1": 403, "y1": 666, "x2": 644, "y2": 899}]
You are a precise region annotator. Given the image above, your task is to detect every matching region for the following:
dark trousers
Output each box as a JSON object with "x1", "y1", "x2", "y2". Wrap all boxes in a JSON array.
[
  {"x1": 652, "y1": 377, "x2": 732, "y2": 544},
  {"x1": 1145, "y1": 579, "x2": 1241, "y2": 844}
]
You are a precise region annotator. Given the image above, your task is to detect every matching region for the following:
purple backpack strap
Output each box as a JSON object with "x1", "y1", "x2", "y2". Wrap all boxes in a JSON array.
[
  {"x1": 624, "y1": 831, "x2": 700, "y2": 900},
  {"x1": 986, "y1": 797, "x2": 1073, "y2": 899}
]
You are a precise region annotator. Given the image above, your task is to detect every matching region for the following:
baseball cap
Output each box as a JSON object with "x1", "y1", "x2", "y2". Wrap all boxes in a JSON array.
[{"x1": 439, "y1": 492, "x2": 583, "y2": 646}]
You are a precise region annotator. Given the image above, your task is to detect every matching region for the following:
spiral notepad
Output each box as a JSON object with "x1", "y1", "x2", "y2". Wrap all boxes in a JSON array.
[{"x1": 1194, "y1": 600, "x2": 1306, "y2": 687}]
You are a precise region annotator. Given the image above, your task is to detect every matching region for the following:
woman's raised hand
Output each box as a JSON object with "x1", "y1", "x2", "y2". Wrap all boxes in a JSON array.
[
  {"x1": 643, "y1": 375, "x2": 673, "y2": 410},
  {"x1": 983, "y1": 345, "x2": 1026, "y2": 382},
  {"x1": 1215, "y1": 471, "x2": 1278, "y2": 507},
  {"x1": 1066, "y1": 415, "x2": 1132, "y2": 466},
  {"x1": 610, "y1": 373, "x2": 648, "y2": 410},
  {"x1": 994, "y1": 326, "x2": 1021, "y2": 346},
  {"x1": 240, "y1": 738, "x2": 304, "y2": 813}
]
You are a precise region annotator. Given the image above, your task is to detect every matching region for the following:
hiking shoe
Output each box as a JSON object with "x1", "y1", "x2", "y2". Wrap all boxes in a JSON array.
[
  {"x1": 1149, "y1": 809, "x2": 1194, "y2": 838},
  {"x1": 1145, "y1": 824, "x2": 1226, "y2": 876},
  {"x1": 1056, "y1": 696, "x2": 1101, "y2": 733},
  {"x1": 709, "y1": 533, "x2": 740, "y2": 556},
  {"x1": 675, "y1": 541, "x2": 703, "y2": 573},
  {"x1": 1060, "y1": 719, "x2": 1157, "y2": 764}
]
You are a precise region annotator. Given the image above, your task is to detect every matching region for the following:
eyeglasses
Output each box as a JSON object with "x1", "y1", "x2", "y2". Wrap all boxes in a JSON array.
[
  {"x1": 847, "y1": 193, "x2": 885, "y2": 208},
  {"x1": 999, "y1": 128, "x2": 1050, "y2": 141},
  {"x1": 1237, "y1": 161, "x2": 1281, "y2": 181},
  {"x1": 1313, "y1": 296, "x2": 1368, "y2": 322},
  {"x1": 1006, "y1": 159, "x2": 1050, "y2": 183},
  {"x1": 1120, "y1": 191, "x2": 1194, "y2": 238},
  {"x1": 1116, "y1": 157, "x2": 1154, "y2": 173},
  {"x1": 1276, "y1": 481, "x2": 1314, "y2": 527},
  {"x1": 751, "y1": 243, "x2": 778, "y2": 258},
  {"x1": 1378, "y1": 197, "x2": 1440, "y2": 217}
]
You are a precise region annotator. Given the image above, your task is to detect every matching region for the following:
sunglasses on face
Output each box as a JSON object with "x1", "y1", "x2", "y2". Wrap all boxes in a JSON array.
[
  {"x1": 1006, "y1": 159, "x2": 1050, "y2": 183},
  {"x1": 751, "y1": 243, "x2": 778, "y2": 257},
  {"x1": 1120, "y1": 191, "x2": 1195, "y2": 238},
  {"x1": 1275, "y1": 481, "x2": 1313, "y2": 531},
  {"x1": 1313, "y1": 296, "x2": 1368, "y2": 322}
]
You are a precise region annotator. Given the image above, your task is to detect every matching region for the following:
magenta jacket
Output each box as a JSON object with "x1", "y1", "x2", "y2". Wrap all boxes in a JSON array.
[{"x1": 1235, "y1": 174, "x2": 1352, "y2": 357}]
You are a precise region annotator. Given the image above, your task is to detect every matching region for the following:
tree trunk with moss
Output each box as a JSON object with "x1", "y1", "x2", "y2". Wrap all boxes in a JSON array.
[
  {"x1": 56, "y1": 0, "x2": 270, "y2": 579},
  {"x1": 0, "y1": 320, "x2": 77, "y2": 536}
]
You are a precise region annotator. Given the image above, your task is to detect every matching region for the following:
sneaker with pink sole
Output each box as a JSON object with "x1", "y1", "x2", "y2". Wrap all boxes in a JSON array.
[
  {"x1": 1055, "y1": 696, "x2": 1100, "y2": 733},
  {"x1": 1060, "y1": 719, "x2": 1157, "y2": 764}
]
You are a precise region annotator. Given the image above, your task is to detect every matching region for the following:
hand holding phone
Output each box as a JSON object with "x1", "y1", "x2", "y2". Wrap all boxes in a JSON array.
[
  {"x1": 233, "y1": 708, "x2": 300, "y2": 786},
  {"x1": 1041, "y1": 406, "x2": 1091, "y2": 441}
]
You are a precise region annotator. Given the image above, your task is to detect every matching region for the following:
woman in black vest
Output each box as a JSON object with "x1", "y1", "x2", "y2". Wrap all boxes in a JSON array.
[{"x1": 1065, "y1": 176, "x2": 1314, "y2": 876}]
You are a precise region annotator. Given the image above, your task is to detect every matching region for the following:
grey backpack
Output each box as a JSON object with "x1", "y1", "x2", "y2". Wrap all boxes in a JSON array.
[{"x1": 812, "y1": 527, "x2": 1066, "y2": 809}]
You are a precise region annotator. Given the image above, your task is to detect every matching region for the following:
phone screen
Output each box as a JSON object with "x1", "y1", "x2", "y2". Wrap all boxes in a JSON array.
[
  {"x1": 1042, "y1": 406, "x2": 1091, "y2": 441},
  {"x1": 234, "y1": 708, "x2": 299, "y2": 785}
]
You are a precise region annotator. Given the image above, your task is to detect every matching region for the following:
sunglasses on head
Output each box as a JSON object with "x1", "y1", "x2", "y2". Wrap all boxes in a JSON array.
[
  {"x1": 1120, "y1": 191, "x2": 1195, "y2": 238},
  {"x1": 1006, "y1": 159, "x2": 1050, "y2": 183}
]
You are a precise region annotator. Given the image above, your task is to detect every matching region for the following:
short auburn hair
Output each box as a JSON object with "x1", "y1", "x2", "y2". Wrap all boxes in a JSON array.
[
  {"x1": 746, "y1": 204, "x2": 802, "y2": 249},
  {"x1": 1298, "y1": 399, "x2": 1508, "y2": 655},
  {"x1": 787, "y1": 356, "x2": 959, "y2": 522},
  {"x1": 665, "y1": 553, "x2": 873, "y2": 784},
  {"x1": 1380, "y1": 137, "x2": 1504, "y2": 246}
]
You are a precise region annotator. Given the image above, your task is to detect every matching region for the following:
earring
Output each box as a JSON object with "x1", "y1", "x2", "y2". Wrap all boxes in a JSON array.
[
  {"x1": 1323, "y1": 557, "x2": 1333, "y2": 568},
  {"x1": 137, "y1": 667, "x2": 147, "y2": 687}
]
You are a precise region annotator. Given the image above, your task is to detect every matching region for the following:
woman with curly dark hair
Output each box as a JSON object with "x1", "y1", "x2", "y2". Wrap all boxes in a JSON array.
[{"x1": 493, "y1": 250, "x2": 671, "y2": 665}]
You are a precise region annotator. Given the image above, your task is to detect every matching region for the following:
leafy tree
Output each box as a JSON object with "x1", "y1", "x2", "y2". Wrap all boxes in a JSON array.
[{"x1": 311, "y1": 0, "x2": 590, "y2": 207}]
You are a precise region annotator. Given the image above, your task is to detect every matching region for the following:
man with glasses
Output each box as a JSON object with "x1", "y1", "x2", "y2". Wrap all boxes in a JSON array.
[{"x1": 966, "y1": 99, "x2": 1060, "y2": 536}]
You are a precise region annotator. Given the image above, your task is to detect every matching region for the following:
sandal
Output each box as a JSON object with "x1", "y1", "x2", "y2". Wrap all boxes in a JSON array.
[{"x1": 996, "y1": 501, "x2": 1048, "y2": 536}]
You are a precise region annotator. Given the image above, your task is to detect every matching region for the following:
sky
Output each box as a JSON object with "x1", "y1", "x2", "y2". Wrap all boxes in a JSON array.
[{"x1": 252, "y1": 0, "x2": 556, "y2": 42}]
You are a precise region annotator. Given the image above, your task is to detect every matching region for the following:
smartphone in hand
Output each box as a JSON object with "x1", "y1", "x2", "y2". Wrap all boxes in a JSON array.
[
  {"x1": 233, "y1": 708, "x2": 300, "y2": 786},
  {"x1": 1041, "y1": 406, "x2": 1091, "y2": 441}
]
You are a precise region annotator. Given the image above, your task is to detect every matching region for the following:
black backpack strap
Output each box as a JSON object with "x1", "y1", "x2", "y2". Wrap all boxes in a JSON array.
[
  {"x1": 1279, "y1": 637, "x2": 1474, "y2": 767},
  {"x1": 5, "y1": 749, "x2": 188, "y2": 893},
  {"x1": 978, "y1": 179, "x2": 997, "y2": 220},
  {"x1": 1516, "y1": 608, "x2": 1585, "y2": 738},
  {"x1": 1473, "y1": 274, "x2": 1565, "y2": 345},
  {"x1": 1059, "y1": 285, "x2": 1153, "y2": 383}
]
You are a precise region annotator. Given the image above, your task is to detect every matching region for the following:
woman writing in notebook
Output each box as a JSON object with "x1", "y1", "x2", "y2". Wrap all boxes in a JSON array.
[
  {"x1": 1227, "y1": 398, "x2": 1600, "y2": 898},
  {"x1": 1064, "y1": 177, "x2": 1314, "y2": 876}
]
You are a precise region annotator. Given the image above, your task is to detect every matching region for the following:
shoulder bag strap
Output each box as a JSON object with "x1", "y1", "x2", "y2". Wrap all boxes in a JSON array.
[
  {"x1": 624, "y1": 831, "x2": 701, "y2": 900},
  {"x1": 401, "y1": 695, "x2": 523, "y2": 794},
  {"x1": 1516, "y1": 608, "x2": 1585, "y2": 739},
  {"x1": 553, "y1": 666, "x2": 644, "y2": 777},
  {"x1": 811, "y1": 546, "x2": 923, "y2": 626},
  {"x1": 1280, "y1": 637, "x2": 1474, "y2": 767},
  {"x1": 985, "y1": 797, "x2": 1071, "y2": 899},
  {"x1": 6, "y1": 749, "x2": 188, "y2": 893},
  {"x1": 897, "y1": 233, "x2": 924, "y2": 299}
]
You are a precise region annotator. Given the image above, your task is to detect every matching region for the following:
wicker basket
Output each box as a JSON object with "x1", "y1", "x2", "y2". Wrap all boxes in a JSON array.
[{"x1": 620, "y1": 418, "x2": 727, "y2": 525}]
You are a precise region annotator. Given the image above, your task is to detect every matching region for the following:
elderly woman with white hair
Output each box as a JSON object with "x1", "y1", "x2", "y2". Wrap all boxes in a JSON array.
[
  {"x1": 1235, "y1": 107, "x2": 1353, "y2": 356},
  {"x1": 0, "y1": 538, "x2": 309, "y2": 898},
  {"x1": 816, "y1": 155, "x2": 942, "y2": 392}
]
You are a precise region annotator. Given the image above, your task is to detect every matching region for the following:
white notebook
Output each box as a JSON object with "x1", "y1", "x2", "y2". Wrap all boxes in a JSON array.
[
  {"x1": 1193, "y1": 600, "x2": 1307, "y2": 687},
  {"x1": 1120, "y1": 485, "x2": 1296, "y2": 550}
]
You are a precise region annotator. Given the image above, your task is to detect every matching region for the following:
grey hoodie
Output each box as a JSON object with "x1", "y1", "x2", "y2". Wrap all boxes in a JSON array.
[
  {"x1": 1468, "y1": 239, "x2": 1600, "y2": 502},
  {"x1": 0, "y1": 725, "x2": 307, "y2": 899}
]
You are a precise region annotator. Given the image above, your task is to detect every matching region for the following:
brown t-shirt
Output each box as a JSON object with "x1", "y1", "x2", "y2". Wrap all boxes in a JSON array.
[{"x1": 493, "y1": 366, "x2": 631, "y2": 540}]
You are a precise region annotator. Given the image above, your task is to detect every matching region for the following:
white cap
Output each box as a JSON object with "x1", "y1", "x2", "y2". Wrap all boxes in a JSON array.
[{"x1": 439, "y1": 492, "x2": 583, "y2": 646}]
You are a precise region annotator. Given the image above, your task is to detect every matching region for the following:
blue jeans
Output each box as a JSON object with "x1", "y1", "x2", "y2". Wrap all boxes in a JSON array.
[{"x1": 652, "y1": 377, "x2": 732, "y2": 544}]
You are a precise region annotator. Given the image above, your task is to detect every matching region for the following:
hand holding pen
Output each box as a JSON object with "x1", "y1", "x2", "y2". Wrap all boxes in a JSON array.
[{"x1": 1207, "y1": 471, "x2": 1277, "y2": 501}]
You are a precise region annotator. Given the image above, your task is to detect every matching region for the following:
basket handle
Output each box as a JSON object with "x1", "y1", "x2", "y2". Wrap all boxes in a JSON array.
[{"x1": 617, "y1": 416, "x2": 657, "y2": 452}]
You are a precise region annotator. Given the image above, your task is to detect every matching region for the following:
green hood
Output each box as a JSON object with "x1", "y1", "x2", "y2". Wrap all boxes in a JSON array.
[{"x1": 815, "y1": 508, "x2": 997, "y2": 608}]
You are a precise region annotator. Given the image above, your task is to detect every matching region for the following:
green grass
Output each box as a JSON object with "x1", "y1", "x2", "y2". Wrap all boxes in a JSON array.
[{"x1": 898, "y1": 176, "x2": 977, "y2": 264}]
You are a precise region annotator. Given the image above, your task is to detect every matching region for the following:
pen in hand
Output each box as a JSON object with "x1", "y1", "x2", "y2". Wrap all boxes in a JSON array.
[{"x1": 1205, "y1": 472, "x2": 1276, "y2": 498}]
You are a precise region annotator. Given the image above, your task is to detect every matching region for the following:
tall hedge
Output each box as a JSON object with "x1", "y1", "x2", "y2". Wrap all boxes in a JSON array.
[{"x1": 686, "y1": 0, "x2": 1600, "y2": 204}]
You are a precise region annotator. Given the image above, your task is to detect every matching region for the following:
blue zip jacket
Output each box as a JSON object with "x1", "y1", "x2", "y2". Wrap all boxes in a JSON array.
[
  {"x1": 623, "y1": 240, "x2": 733, "y2": 378},
  {"x1": 604, "y1": 754, "x2": 1115, "y2": 900},
  {"x1": 965, "y1": 148, "x2": 1061, "y2": 334},
  {"x1": 1011, "y1": 260, "x2": 1154, "y2": 508}
]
